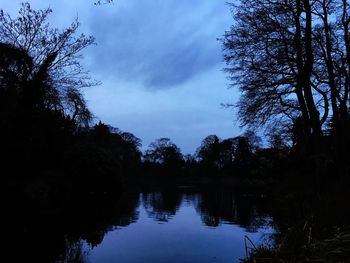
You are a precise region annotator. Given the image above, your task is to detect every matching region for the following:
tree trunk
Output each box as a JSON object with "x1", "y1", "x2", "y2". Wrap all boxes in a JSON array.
[{"x1": 302, "y1": 0, "x2": 323, "y2": 152}]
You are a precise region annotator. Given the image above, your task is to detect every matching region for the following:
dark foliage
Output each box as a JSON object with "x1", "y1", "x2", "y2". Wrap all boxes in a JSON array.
[
  {"x1": 222, "y1": 0, "x2": 350, "y2": 160},
  {"x1": 0, "y1": 4, "x2": 142, "y2": 197},
  {"x1": 143, "y1": 138, "x2": 184, "y2": 176}
]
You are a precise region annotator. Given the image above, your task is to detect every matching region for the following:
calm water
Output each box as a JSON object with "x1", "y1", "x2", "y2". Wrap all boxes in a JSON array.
[
  {"x1": 84, "y1": 189, "x2": 274, "y2": 263},
  {"x1": 1, "y1": 186, "x2": 274, "y2": 263}
]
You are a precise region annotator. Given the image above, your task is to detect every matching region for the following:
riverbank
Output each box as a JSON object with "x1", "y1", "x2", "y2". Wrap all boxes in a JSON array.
[{"x1": 240, "y1": 171, "x2": 350, "y2": 263}]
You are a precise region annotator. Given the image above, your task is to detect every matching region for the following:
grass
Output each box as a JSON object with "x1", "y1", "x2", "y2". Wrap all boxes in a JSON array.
[{"x1": 241, "y1": 228, "x2": 350, "y2": 263}]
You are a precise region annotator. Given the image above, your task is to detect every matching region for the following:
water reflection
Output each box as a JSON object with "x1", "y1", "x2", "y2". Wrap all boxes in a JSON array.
[
  {"x1": 142, "y1": 189, "x2": 182, "y2": 222},
  {"x1": 195, "y1": 191, "x2": 273, "y2": 233},
  {"x1": 87, "y1": 188, "x2": 273, "y2": 263},
  {"x1": 1, "y1": 187, "x2": 274, "y2": 263}
]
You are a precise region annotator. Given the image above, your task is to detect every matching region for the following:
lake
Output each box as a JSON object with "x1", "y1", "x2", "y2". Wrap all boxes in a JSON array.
[
  {"x1": 83, "y1": 188, "x2": 274, "y2": 263},
  {"x1": 1, "y1": 185, "x2": 275, "y2": 263}
]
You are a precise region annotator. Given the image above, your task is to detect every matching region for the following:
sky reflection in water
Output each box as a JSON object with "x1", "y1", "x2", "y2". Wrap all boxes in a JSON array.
[{"x1": 86, "y1": 192, "x2": 273, "y2": 263}]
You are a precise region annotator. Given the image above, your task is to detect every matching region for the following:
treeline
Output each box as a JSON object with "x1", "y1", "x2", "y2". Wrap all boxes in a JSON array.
[
  {"x1": 0, "y1": 3, "x2": 289, "y2": 199},
  {"x1": 141, "y1": 131, "x2": 289, "y2": 182},
  {"x1": 0, "y1": 3, "x2": 317, "y2": 198}
]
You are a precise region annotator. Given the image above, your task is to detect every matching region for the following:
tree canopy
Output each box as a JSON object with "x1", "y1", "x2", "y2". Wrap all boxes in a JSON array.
[
  {"x1": 144, "y1": 138, "x2": 183, "y2": 165},
  {"x1": 0, "y1": 2, "x2": 97, "y2": 126},
  {"x1": 222, "y1": 0, "x2": 350, "y2": 156}
]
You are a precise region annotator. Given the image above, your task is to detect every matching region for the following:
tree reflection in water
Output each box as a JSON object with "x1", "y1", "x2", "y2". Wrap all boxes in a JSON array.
[
  {"x1": 142, "y1": 189, "x2": 183, "y2": 222},
  {"x1": 1, "y1": 186, "x2": 275, "y2": 263}
]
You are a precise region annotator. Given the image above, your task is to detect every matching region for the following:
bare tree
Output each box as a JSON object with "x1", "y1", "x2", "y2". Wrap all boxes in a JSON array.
[
  {"x1": 222, "y1": 0, "x2": 350, "y2": 155},
  {"x1": 0, "y1": 2, "x2": 97, "y2": 125}
]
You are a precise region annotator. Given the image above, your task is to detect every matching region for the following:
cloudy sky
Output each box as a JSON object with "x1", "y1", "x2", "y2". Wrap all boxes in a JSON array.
[{"x1": 1, "y1": 0, "x2": 241, "y2": 154}]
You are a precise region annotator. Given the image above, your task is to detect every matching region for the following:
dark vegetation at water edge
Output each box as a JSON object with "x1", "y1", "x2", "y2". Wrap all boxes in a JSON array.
[
  {"x1": 2, "y1": 1, "x2": 350, "y2": 263},
  {"x1": 220, "y1": 0, "x2": 350, "y2": 261}
]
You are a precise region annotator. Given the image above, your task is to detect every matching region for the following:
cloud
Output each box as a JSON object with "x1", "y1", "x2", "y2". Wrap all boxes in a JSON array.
[
  {"x1": 85, "y1": 69, "x2": 240, "y2": 154},
  {"x1": 2, "y1": 0, "x2": 232, "y2": 89},
  {"x1": 1, "y1": 0, "x2": 240, "y2": 154},
  {"x1": 87, "y1": 0, "x2": 231, "y2": 89}
]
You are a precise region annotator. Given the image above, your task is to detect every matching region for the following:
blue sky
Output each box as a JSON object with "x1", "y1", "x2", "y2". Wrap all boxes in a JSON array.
[{"x1": 1, "y1": 0, "x2": 241, "y2": 154}]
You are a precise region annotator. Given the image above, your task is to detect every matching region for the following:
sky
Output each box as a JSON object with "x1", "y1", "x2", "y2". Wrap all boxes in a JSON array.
[{"x1": 1, "y1": 0, "x2": 241, "y2": 154}]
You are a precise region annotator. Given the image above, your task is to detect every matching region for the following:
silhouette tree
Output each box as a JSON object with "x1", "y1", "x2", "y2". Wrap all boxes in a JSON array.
[
  {"x1": 0, "y1": 2, "x2": 96, "y2": 126},
  {"x1": 196, "y1": 135, "x2": 222, "y2": 171},
  {"x1": 218, "y1": 138, "x2": 236, "y2": 170},
  {"x1": 233, "y1": 136, "x2": 253, "y2": 175},
  {"x1": 82, "y1": 122, "x2": 142, "y2": 175},
  {"x1": 222, "y1": 0, "x2": 350, "y2": 156},
  {"x1": 0, "y1": 3, "x2": 102, "y2": 174},
  {"x1": 0, "y1": 43, "x2": 76, "y2": 170},
  {"x1": 195, "y1": 133, "x2": 262, "y2": 175},
  {"x1": 267, "y1": 126, "x2": 291, "y2": 150},
  {"x1": 144, "y1": 138, "x2": 184, "y2": 172}
]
